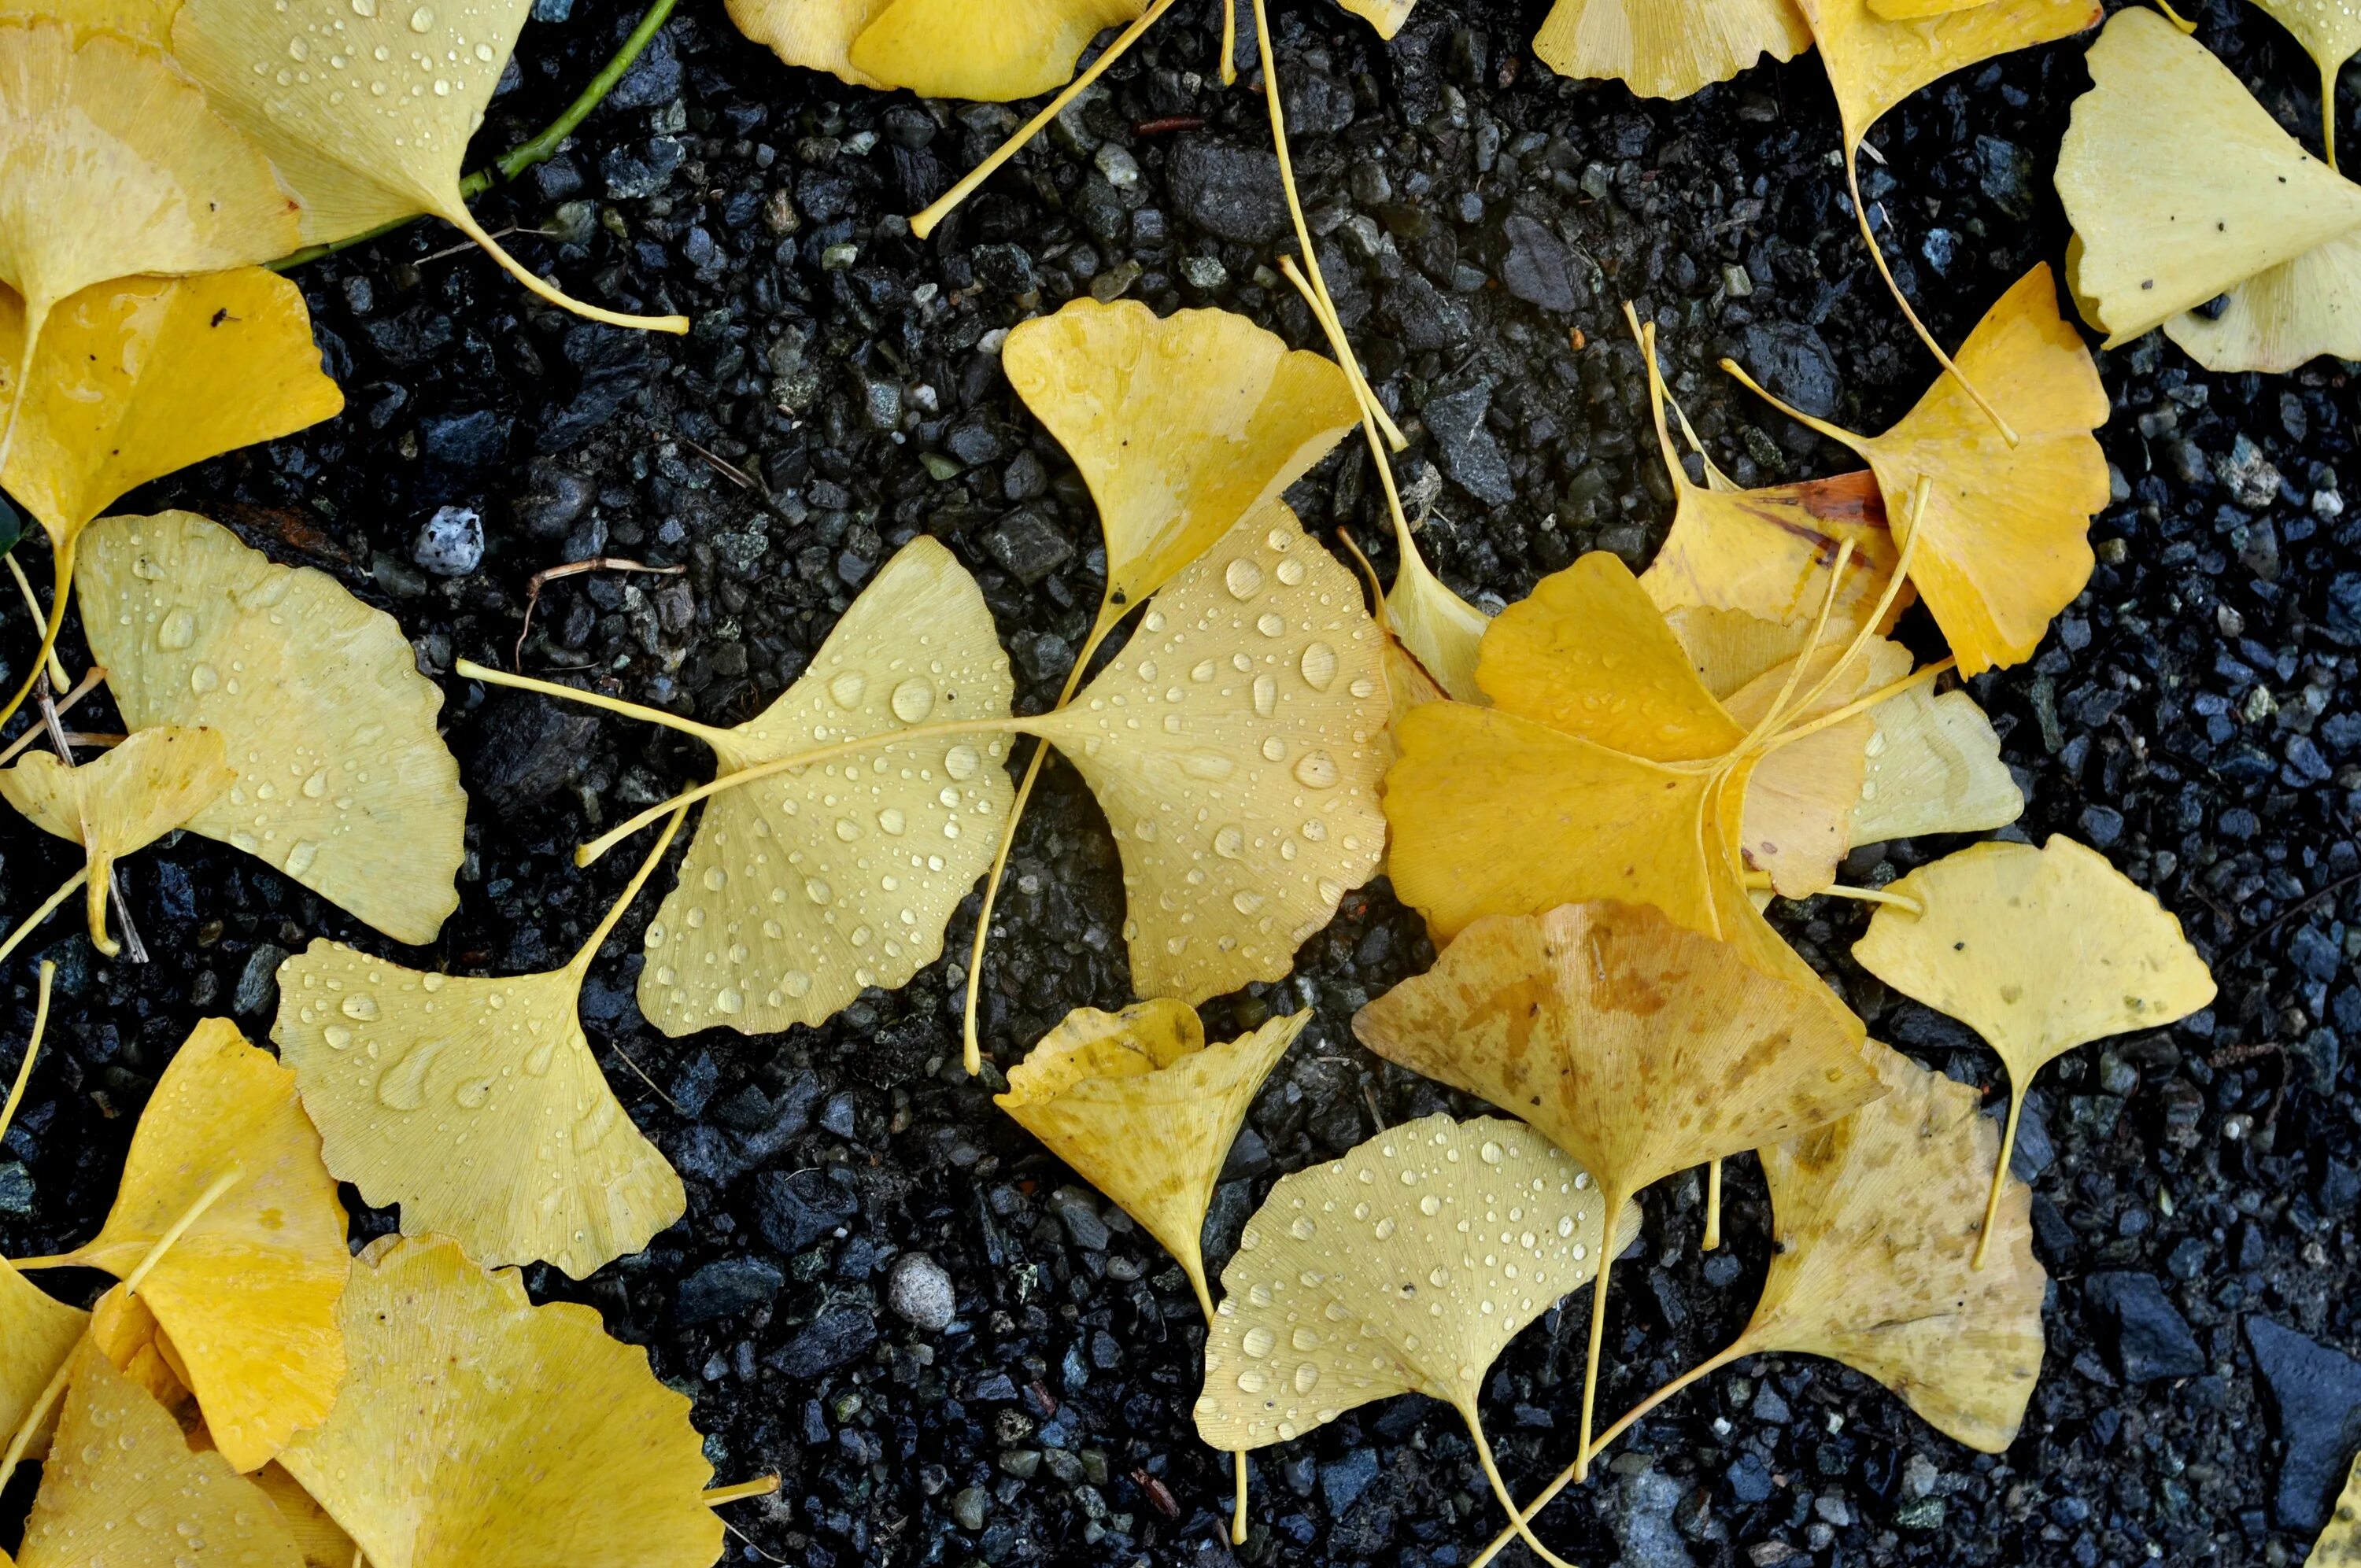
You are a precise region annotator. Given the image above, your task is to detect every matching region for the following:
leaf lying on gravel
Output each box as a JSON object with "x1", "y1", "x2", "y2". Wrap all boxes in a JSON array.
[
  {"x1": 1195, "y1": 1114, "x2": 1638, "y2": 1564},
  {"x1": 1353, "y1": 899, "x2": 1879, "y2": 1470},
  {"x1": 1852, "y1": 835, "x2": 2216, "y2": 1264},
  {"x1": 75, "y1": 511, "x2": 467, "y2": 946},
  {"x1": 999, "y1": 1000, "x2": 1304, "y2": 1314},
  {"x1": 1531, "y1": 0, "x2": 1810, "y2": 100},
  {"x1": 171, "y1": 0, "x2": 687, "y2": 333},
  {"x1": 28, "y1": 1020, "x2": 348, "y2": 1472},
  {"x1": 9, "y1": 1342, "x2": 303, "y2": 1568},
  {"x1": 630, "y1": 536, "x2": 1014, "y2": 1037},
  {"x1": 846, "y1": 0, "x2": 1147, "y2": 100},
  {"x1": 1022, "y1": 500, "x2": 1389, "y2": 1002},
  {"x1": 2248, "y1": 0, "x2": 2361, "y2": 169},
  {"x1": 278, "y1": 1234, "x2": 722, "y2": 1568},
  {"x1": 1723, "y1": 264, "x2": 2109, "y2": 677},
  {"x1": 273, "y1": 814, "x2": 689, "y2": 1280},
  {"x1": 2057, "y1": 7, "x2": 2361, "y2": 369},
  {"x1": 1336, "y1": 0, "x2": 1416, "y2": 39},
  {"x1": 0, "y1": 725, "x2": 235, "y2": 955},
  {"x1": 1846, "y1": 681, "x2": 2022, "y2": 846},
  {"x1": 1384, "y1": 533, "x2": 1491, "y2": 704},
  {"x1": 723, "y1": 0, "x2": 893, "y2": 84}
]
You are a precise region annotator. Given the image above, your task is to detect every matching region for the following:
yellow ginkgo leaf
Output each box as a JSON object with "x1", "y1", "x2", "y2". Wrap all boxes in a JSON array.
[
  {"x1": 1023, "y1": 500, "x2": 1388, "y2": 1002},
  {"x1": 1724, "y1": 265, "x2": 2109, "y2": 676},
  {"x1": 87, "y1": 1285, "x2": 191, "y2": 1415},
  {"x1": 1532, "y1": 0, "x2": 1811, "y2": 100},
  {"x1": 251, "y1": 1463, "x2": 361, "y2": 1568},
  {"x1": 629, "y1": 536, "x2": 1014, "y2": 1036},
  {"x1": 12, "y1": 1343, "x2": 303, "y2": 1568},
  {"x1": 1003, "y1": 299, "x2": 1359, "y2": 633},
  {"x1": 1197, "y1": 1114, "x2": 1639, "y2": 1562},
  {"x1": 2252, "y1": 0, "x2": 2361, "y2": 168},
  {"x1": 1849, "y1": 681, "x2": 2021, "y2": 847},
  {"x1": 1720, "y1": 638, "x2": 1908, "y2": 897},
  {"x1": 1853, "y1": 835, "x2": 2215, "y2": 1264},
  {"x1": 847, "y1": 0, "x2": 1146, "y2": 100},
  {"x1": 45, "y1": 1019, "x2": 348, "y2": 1472},
  {"x1": 723, "y1": 0, "x2": 892, "y2": 83},
  {"x1": 0, "y1": 1260, "x2": 82, "y2": 1455},
  {"x1": 277, "y1": 1234, "x2": 721, "y2": 1568},
  {"x1": 11, "y1": 0, "x2": 183, "y2": 43},
  {"x1": 999, "y1": 1000, "x2": 1302, "y2": 1312},
  {"x1": 273, "y1": 811, "x2": 690, "y2": 1279},
  {"x1": 1337, "y1": 0, "x2": 1416, "y2": 38},
  {"x1": 0, "y1": 725, "x2": 235, "y2": 955},
  {"x1": 2165, "y1": 230, "x2": 2361, "y2": 372},
  {"x1": 1387, "y1": 544, "x2": 1491, "y2": 704},
  {"x1": 2056, "y1": 7, "x2": 2361, "y2": 345},
  {"x1": 2315, "y1": 1454, "x2": 2361, "y2": 1567},
  {"x1": 1353, "y1": 899, "x2": 1879, "y2": 1473},
  {"x1": 172, "y1": 0, "x2": 686, "y2": 333},
  {"x1": 0, "y1": 270, "x2": 344, "y2": 552},
  {"x1": 74, "y1": 511, "x2": 467, "y2": 947}
]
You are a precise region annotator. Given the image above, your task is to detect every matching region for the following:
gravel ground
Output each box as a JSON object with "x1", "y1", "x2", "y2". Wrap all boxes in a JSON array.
[{"x1": 5, "y1": 1, "x2": 2359, "y2": 1564}]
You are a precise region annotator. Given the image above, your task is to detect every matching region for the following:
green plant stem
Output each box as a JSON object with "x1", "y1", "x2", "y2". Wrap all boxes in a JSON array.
[{"x1": 267, "y1": 0, "x2": 681, "y2": 272}]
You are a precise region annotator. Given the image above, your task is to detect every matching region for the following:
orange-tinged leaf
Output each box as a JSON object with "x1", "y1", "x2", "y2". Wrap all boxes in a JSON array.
[
  {"x1": 0, "y1": 271, "x2": 342, "y2": 548},
  {"x1": 1797, "y1": 0, "x2": 2101, "y2": 152},
  {"x1": 846, "y1": 0, "x2": 1144, "y2": 99},
  {"x1": 13, "y1": 1342, "x2": 303, "y2": 1568},
  {"x1": 1003, "y1": 299, "x2": 1359, "y2": 619},
  {"x1": 1532, "y1": 0, "x2": 1810, "y2": 98},
  {"x1": 724, "y1": 0, "x2": 893, "y2": 84},
  {"x1": 998, "y1": 1000, "x2": 1303, "y2": 1308},
  {"x1": 277, "y1": 1234, "x2": 722, "y2": 1568},
  {"x1": 64, "y1": 1020, "x2": 348, "y2": 1472},
  {"x1": 1641, "y1": 470, "x2": 1901, "y2": 633}
]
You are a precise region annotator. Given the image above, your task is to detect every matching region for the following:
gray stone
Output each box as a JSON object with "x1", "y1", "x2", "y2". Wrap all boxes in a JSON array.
[
  {"x1": 1737, "y1": 322, "x2": 1842, "y2": 422},
  {"x1": 413, "y1": 505, "x2": 484, "y2": 576},
  {"x1": 1321, "y1": 1448, "x2": 1380, "y2": 1515},
  {"x1": 951, "y1": 1486, "x2": 989, "y2": 1532},
  {"x1": 2084, "y1": 1271, "x2": 2203, "y2": 1382},
  {"x1": 2248, "y1": 1316, "x2": 2361, "y2": 1530},
  {"x1": 1166, "y1": 138, "x2": 1288, "y2": 245},
  {"x1": 985, "y1": 511, "x2": 1074, "y2": 586},
  {"x1": 675, "y1": 1256, "x2": 783, "y2": 1324},
  {"x1": 1606, "y1": 1467, "x2": 1695, "y2": 1568},
  {"x1": 1421, "y1": 382, "x2": 1515, "y2": 507},
  {"x1": 770, "y1": 1305, "x2": 877, "y2": 1378},
  {"x1": 886, "y1": 1252, "x2": 958, "y2": 1332},
  {"x1": 1498, "y1": 215, "x2": 1580, "y2": 312},
  {"x1": 234, "y1": 944, "x2": 290, "y2": 1018},
  {"x1": 0, "y1": 1161, "x2": 31, "y2": 1216}
]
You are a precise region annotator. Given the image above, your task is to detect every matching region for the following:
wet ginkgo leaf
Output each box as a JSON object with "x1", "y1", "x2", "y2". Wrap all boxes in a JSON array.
[
  {"x1": 1532, "y1": 0, "x2": 1810, "y2": 100},
  {"x1": 1853, "y1": 836, "x2": 2216, "y2": 1264},
  {"x1": 1848, "y1": 681, "x2": 2021, "y2": 847},
  {"x1": 33, "y1": 1020, "x2": 348, "y2": 1472},
  {"x1": 634, "y1": 535, "x2": 1014, "y2": 1036},
  {"x1": 250, "y1": 1463, "x2": 361, "y2": 1568},
  {"x1": 1195, "y1": 1114, "x2": 1639, "y2": 1558},
  {"x1": 1354, "y1": 902, "x2": 1879, "y2": 1474},
  {"x1": 1385, "y1": 542, "x2": 1491, "y2": 705},
  {"x1": 846, "y1": 0, "x2": 1146, "y2": 99},
  {"x1": 171, "y1": 0, "x2": 687, "y2": 333},
  {"x1": 0, "y1": 270, "x2": 343, "y2": 555},
  {"x1": 1337, "y1": 0, "x2": 1416, "y2": 38},
  {"x1": 2250, "y1": 0, "x2": 2361, "y2": 168},
  {"x1": 87, "y1": 1285, "x2": 190, "y2": 1416},
  {"x1": 1003, "y1": 298, "x2": 1360, "y2": 636},
  {"x1": 2056, "y1": 8, "x2": 2361, "y2": 365},
  {"x1": 999, "y1": 999, "x2": 1303, "y2": 1312},
  {"x1": 10, "y1": 1342, "x2": 304, "y2": 1568},
  {"x1": 273, "y1": 812, "x2": 690, "y2": 1279},
  {"x1": 1724, "y1": 265, "x2": 2109, "y2": 676},
  {"x1": 1022, "y1": 500, "x2": 1388, "y2": 1002},
  {"x1": 723, "y1": 0, "x2": 892, "y2": 84},
  {"x1": 19, "y1": 0, "x2": 183, "y2": 43},
  {"x1": 277, "y1": 1234, "x2": 722, "y2": 1568},
  {"x1": 2314, "y1": 1454, "x2": 2361, "y2": 1567},
  {"x1": 0, "y1": 725, "x2": 235, "y2": 955},
  {"x1": 73, "y1": 511, "x2": 467, "y2": 946},
  {"x1": 0, "y1": 1258, "x2": 82, "y2": 1455}
]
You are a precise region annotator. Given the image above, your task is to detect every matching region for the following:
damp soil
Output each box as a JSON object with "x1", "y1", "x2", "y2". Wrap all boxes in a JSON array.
[{"x1": 6, "y1": 1, "x2": 2361, "y2": 1564}]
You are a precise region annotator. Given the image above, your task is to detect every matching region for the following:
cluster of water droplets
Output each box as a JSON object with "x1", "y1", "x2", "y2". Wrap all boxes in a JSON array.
[
  {"x1": 238, "y1": 0, "x2": 503, "y2": 149},
  {"x1": 1196, "y1": 1116, "x2": 1605, "y2": 1448}
]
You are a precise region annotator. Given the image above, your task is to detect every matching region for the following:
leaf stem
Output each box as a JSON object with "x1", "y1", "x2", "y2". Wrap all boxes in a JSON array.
[
  {"x1": 0, "y1": 867, "x2": 89, "y2": 972},
  {"x1": 1573, "y1": 1187, "x2": 1624, "y2": 1485},
  {"x1": 0, "y1": 960, "x2": 52, "y2": 1149},
  {"x1": 1975, "y1": 1088, "x2": 2023, "y2": 1270},
  {"x1": 703, "y1": 1475, "x2": 781, "y2": 1507},
  {"x1": 120, "y1": 1169, "x2": 244, "y2": 1297},
  {"x1": 0, "y1": 1344, "x2": 72, "y2": 1497},
  {"x1": 565, "y1": 804, "x2": 689, "y2": 978},
  {"x1": 0, "y1": 537, "x2": 74, "y2": 740},
  {"x1": 454, "y1": 658, "x2": 739, "y2": 750},
  {"x1": 1462, "y1": 1406, "x2": 1583, "y2": 1568},
  {"x1": 1702, "y1": 1157, "x2": 1722, "y2": 1252}
]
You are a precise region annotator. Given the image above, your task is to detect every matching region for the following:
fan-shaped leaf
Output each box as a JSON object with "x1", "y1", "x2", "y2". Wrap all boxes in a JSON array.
[
  {"x1": 1338, "y1": 0, "x2": 1416, "y2": 37},
  {"x1": 1849, "y1": 682, "x2": 2021, "y2": 847},
  {"x1": 1386, "y1": 544, "x2": 1490, "y2": 704},
  {"x1": 12, "y1": 1343, "x2": 303, "y2": 1568},
  {"x1": 0, "y1": 1260, "x2": 82, "y2": 1456},
  {"x1": 172, "y1": 0, "x2": 686, "y2": 331},
  {"x1": 1799, "y1": 0, "x2": 2099, "y2": 153},
  {"x1": 1022, "y1": 500, "x2": 1388, "y2": 1002},
  {"x1": 2165, "y1": 230, "x2": 2361, "y2": 372},
  {"x1": 277, "y1": 1234, "x2": 722, "y2": 1568},
  {"x1": 52, "y1": 1020, "x2": 347, "y2": 1473},
  {"x1": 723, "y1": 0, "x2": 892, "y2": 83},
  {"x1": 1532, "y1": 0, "x2": 1810, "y2": 99},
  {"x1": 250, "y1": 1463, "x2": 362, "y2": 1568},
  {"x1": 74, "y1": 511, "x2": 467, "y2": 946},
  {"x1": 999, "y1": 1000, "x2": 1303, "y2": 1308},
  {"x1": 846, "y1": 0, "x2": 1144, "y2": 100},
  {"x1": 634, "y1": 537, "x2": 1012, "y2": 1035}
]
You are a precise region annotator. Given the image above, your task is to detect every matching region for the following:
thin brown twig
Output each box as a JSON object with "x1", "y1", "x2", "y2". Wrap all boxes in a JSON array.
[
  {"x1": 674, "y1": 434, "x2": 762, "y2": 493},
  {"x1": 513, "y1": 557, "x2": 688, "y2": 669},
  {"x1": 416, "y1": 226, "x2": 558, "y2": 266},
  {"x1": 2222, "y1": 865, "x2": 2361, "y2": 964},
  {"x1": 0, "y1": 662, "x2": 105, "y2": 766}
]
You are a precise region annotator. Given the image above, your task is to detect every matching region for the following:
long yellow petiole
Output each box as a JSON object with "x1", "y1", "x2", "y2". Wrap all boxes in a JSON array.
[
  {"x1": 1572, "y1": 1187, "x2": 1626, "y2": 1485},
  {"x1": 1463, "y1": 1407, "x2": 1584, "y2": 1568},
  {"x1": 0, "y1": 868, "x2": 88, "y2": 973},
  {"x1": 455, "y1": 659, "x2": 737, "y2": 749},
  {"x1": 703, "y1": 1476, "x2": 781, "y2": 1507},
  {"x1": 1975, "y1": 1088, "x2": 2024, "y2": 1269},
  {"x1": 0, "y1": 961, "x2": 55, "y2": 1149},
  {"x1": 1702, "y1": 1157, "x2": 1723, "y2": 1252}
]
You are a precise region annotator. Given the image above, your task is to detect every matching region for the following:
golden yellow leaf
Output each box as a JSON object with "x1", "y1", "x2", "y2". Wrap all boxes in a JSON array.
[
  {"x1": 1849, "y1": 682, "x2": 2021, "y2": 846},
  {"x1": 999, "y1": 1000, "x2": 1303, "y2": 1309},
  {"x1": 1852, "y1": 835, "x2": 2215, "y2": 1261},
  {"x1": 2313, "y1": 1453, "x2": 2361, "y2": 1567},
  {"x1": 846, "y1": 0, "x2": 1145, "y2": 100},
  {"x1": 8, "y1": 0, "x2": 183, "y2": 43},
  {"x1": 172, "y1": 0, "x2": 686, "y2": 332},
  {"x1": 1800, "y1": 0, "x2": 2099, "y2": 153},
  {"x1": 1727, "y1": 265, "x2": 2109, "y2": 675},
  {"x1": 2252, "y1": 0, "x2": 2361, "y2": 168},
  {"x1": 57, "y1": 1019, "x2": 348, "y2": 1472},
  {"x1": 250, "y1": 1463, "x2": 361, "y2": 1568},
  {"x1": 636, "y1": 536, "x2": 1014, "y2": 1035},
  {"x1": 0, "y1": 271, "x2": 343, "y2": 549},
  {"x1": 74, "y1": 511, "x2": 467, "y2": 946},
  {"x1": 0, "y1": 1259, "x2": 83, "y2": 1458},
  {"x1": 0, "y1": 725, "x2": 235, "y2": 955},
  {"x1": 2056, "y1": 7, "x2": 2361, "y2": 345},
  {"x1": 1002, "y1": 299, "x2": 1359, "y2": 625},
  {"x1": 1194, "y1": 1114, "x2": 1639, "y2": 1557},
  {"x1": 13, "y1": 1342, "x2": 303, "y2": 1568},
  {"x1": 1022, "y1": 501, "x2": 1389, "y2": 1002},
  {"x1": 87, "y1": 1286, "x2": 192, "y2": 1415},
  {"x1": 1742, "y1": 1044, "x2": 2045, "y2": 1451},
  {"x1": 1337, "y1": 0, "x2": 1416, "y2": 38},
  {"x1": 1641, "y1": 468, "x2": 1900, "y2": 633},
  {"x1": 1532, "y1": 0, "x2": 1811, "y2": 99},
  {"x1": 277, "y1": 1234, "x2": 721, "y2": 1568},
  {"x1": 2165, "y1": 228, "x2": 2361, "y2": 373},
  {"x1": 1864, "y1": 0, "x2": 1988, "y2": 13},
  {"x1": 1385, "y1": 544, "x2": 1491, "y2": 706},
  {"x1": 723, "y1": 0, "x2": 892, "y2": 84}
]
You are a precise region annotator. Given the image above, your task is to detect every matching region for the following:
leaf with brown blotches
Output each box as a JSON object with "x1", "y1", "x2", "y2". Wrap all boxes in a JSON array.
[
  {"x1": 76, "y1": 511, "x2": 467, "y2": 946},
  {"x1": 1853, "y1": 835, "x2": 2215, "y2": 1263},
  {"x1": 1532, "y1": 0, "x2": 1810, "y2": 99}
]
